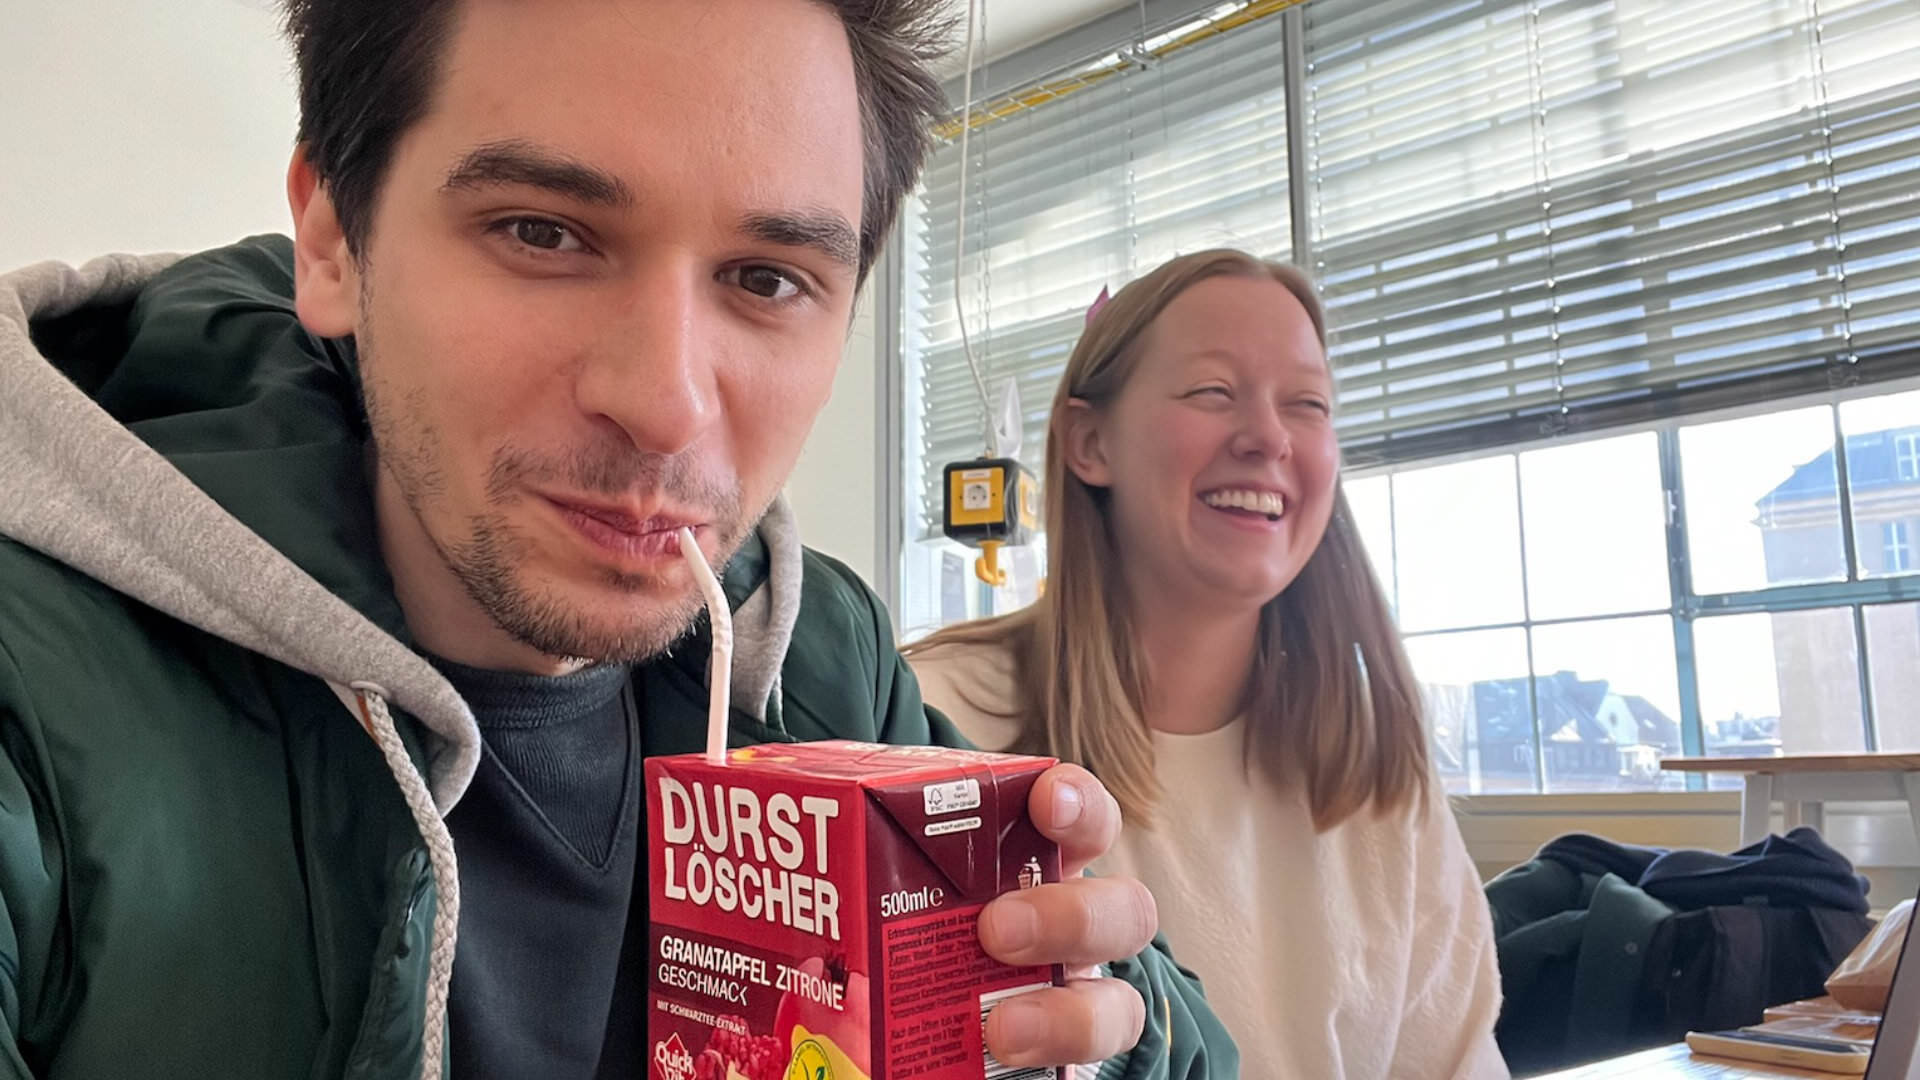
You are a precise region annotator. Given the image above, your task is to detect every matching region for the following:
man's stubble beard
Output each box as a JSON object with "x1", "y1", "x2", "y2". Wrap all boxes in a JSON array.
[{"x1": 356, "y1": 303, "x2": 762, "y2": 666}]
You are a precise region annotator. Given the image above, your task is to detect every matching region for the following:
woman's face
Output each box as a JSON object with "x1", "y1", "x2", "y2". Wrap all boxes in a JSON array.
[{"x1": 1070, "y1": 274, "x2": 1340, "y2": 610}]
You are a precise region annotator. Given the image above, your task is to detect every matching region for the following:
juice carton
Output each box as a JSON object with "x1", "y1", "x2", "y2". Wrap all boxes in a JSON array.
[{"x1": 646, "y1": 740, "x2": 1066, "y2": 1080}]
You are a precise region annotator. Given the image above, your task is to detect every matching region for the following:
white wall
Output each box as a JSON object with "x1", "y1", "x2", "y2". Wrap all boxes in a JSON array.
[{"x1": 0, "y1": 0, "x2": 298, "y2": 268}]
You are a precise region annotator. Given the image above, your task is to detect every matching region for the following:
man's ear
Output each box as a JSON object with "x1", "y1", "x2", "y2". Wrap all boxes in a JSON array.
[
  {"x1": 1060, "y1": 398, "x2": 1114, "y2": 488},
  {"x1": 286, "y1": 147, "x2": 359, "y2": 338}
]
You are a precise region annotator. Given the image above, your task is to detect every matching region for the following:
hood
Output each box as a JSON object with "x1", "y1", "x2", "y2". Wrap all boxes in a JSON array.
[{"x1": 0, "y1": 235, "x2": 805, "y2": 811}]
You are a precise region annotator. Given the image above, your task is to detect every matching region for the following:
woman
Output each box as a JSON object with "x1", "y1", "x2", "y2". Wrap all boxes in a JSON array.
[{"x1": 905, "y1": 250, "x2": 1507, "y2": 1079}]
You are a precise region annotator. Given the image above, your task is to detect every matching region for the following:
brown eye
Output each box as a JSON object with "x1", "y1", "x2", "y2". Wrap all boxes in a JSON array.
[
  {"x1": 735, "y1": 265, "x2": 803, "y2": 302},
  {"x1": 507, "y1": 218, "x2": 583, "y2": 252}
]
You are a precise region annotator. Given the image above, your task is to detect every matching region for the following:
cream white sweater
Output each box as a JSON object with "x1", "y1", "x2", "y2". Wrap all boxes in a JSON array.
[{"x1": 909, "y1": 643, "x2": 1510, "y2": 1080}]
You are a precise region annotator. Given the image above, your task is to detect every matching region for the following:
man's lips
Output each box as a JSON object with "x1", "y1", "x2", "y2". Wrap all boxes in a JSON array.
[
  {"x1": 549, "y1": 497, "x2": 691, "y2": 535},
  {"x1": 542, "y1": 495, "x2": 705, "y2": 560}
]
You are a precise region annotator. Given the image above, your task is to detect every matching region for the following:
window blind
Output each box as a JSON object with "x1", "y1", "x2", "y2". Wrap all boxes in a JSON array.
[{"x1": 1304, "y1": 0, "x2": 1920, "y2": 465}]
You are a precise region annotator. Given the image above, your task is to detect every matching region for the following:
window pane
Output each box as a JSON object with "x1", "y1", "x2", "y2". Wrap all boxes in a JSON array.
[
  {"x1": 1405, "y1": 628, "x2": 1534, "y2": 795},
  {"x1": 1519, "y1": 433, "x2": 1671, "y2": 620},
  {"x1": 1530, "y1": 617, "x2": 1684, "y2": 793},
  {"x1": 1868, "y1": 603, "x2": 1920, "y2": 751},
  {"x1": 1838, "y1": 389, "x2": 1920, "y2": 580},
  {"x1": 1696, "y1": 609, "x2": 1864, "y2": 758},
  {"x1": 1344, "y1": 475, "x2": 1395, "y2": 611},
  {"x1": 1884, "y1": 523, "x2": 1915, "y2": 575},
  {"x1": 1682, "y1": 406, "x2": 1844, "y2": 595},
  {"x1": 896, "y1": 537, "x2": 982, "y2": 642},
  {"x1": 1392, "y1": 456, "x2": 1525, "y2": 632}
]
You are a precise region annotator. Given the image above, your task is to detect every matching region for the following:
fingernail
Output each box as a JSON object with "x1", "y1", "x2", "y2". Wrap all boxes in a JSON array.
[
  {"x1": 991, "y1": 997, "x2": 1048, "y2": 1054},
  {"x1": 1052, "y1": 781, "x2": 1084, "y2": 829},
  {"x1": 983, "y1": 896, "x2": 1041, "y2": 955}
]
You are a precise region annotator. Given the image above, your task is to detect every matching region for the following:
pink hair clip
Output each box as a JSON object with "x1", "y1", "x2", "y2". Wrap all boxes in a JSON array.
[{"x1": 1085, "y1": 285, "x2": 1111, "y2": 328}]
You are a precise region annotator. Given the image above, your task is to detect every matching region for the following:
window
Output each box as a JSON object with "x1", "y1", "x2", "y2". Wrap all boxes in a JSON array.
[
  {"x1": 1529, "y1": 616, "x2": 1681, "y2": 793},
  {"x1": 1519, "y1": 434, "x2": 1670, "y2": 619},
  {"x1": 1844, "y1": 391, "x2": 1920, "y2": 578},
  {"x1": 1343, "y1": 474, "x2": 1396, "y2": 614},
  {"x1": 1406, "y1": 628, "x2": 1534, "y2": 794},
  {"x1": 1364, "y1": 389, "x2": 1919, "y2": 794},
  {"x1": 1390, "y1": 457, "x2": 1524, "y2": 633},
  {"x1": 1695, "y1": 609, "x2": 1863, "y2": 757},
  {"x1": 1888, "y1": 522, "x2": 1915, "y2": 573},
  {"x1": 1867, "y1": 602, "x2": 1920, "y2": 750},
  {"x1": 1897, "y1": 433, "x2": 1920, "y2": 482},
  {"x1": 1688, "y1": 407, "x2": 1845, "y2": 593},
  {"x1": 1375, "y1": 431, "x2": 1688, "y2": 794}
]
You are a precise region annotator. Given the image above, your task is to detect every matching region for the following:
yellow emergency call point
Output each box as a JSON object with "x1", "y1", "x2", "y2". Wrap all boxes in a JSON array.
[{"x1": 941, "y1": 457, "x2": 1039, "y2": 587}]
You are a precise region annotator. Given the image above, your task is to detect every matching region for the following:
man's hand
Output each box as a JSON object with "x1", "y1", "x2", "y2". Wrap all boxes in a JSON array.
[{"x1": 978, "y1": 764, "x2": 1158, "y2": 1070}]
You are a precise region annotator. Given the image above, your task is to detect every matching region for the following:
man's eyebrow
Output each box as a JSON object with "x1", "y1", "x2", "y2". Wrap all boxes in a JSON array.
[
  {"x1": 441, "y1": 140, "x2": 635, "y2": 209},
  {"x1": 741, "y1": 210, "x2": 860, "y2": 271}
]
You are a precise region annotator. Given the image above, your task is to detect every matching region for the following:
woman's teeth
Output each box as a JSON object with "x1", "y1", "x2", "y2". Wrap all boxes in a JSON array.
[{"x1": 1202, "y1": 489, "x2": 1285, "y2": 520}]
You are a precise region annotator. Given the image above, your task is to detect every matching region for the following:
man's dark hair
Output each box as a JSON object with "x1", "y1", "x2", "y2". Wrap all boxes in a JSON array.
[{"x1": 282, "y1": 0, "x2": 951, "y2": 283}]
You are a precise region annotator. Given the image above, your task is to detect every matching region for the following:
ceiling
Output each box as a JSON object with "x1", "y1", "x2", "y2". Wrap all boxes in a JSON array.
[{"x1": 930, "y1": 0, "x2": 1139, "y2": 79}]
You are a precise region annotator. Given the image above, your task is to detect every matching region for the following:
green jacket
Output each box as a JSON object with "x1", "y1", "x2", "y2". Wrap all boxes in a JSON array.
[
  {"x1": 1484, "y1": 858, "x2": 1674, "y2": 1073},
  {"x1": 0, "y1": 238, "x2": 1235, "y2": 1079}
]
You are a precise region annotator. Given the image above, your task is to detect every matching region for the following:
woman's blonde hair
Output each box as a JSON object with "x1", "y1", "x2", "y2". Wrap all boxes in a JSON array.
[{"x1": 905, "y1": 249, "x2": 1429, "y2": 830}]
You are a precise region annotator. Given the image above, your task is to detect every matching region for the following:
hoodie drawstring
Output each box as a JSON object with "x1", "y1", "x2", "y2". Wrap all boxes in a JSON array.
[{"x1": 337, "y1": 681, "x2": 460, "y2": 1080}]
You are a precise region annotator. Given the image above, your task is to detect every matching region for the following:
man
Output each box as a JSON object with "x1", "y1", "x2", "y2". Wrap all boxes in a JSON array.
[{"x1": 0, "y1": 0, "x2": 1237, "y2": 1077}]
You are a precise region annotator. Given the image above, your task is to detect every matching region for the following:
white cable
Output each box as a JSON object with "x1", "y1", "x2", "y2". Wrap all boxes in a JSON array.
[{"x1": 953, "y1": 0, "x2": 997, "y2": 455}]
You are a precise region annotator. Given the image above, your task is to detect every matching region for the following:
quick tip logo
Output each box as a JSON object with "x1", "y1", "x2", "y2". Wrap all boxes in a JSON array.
[{"x1": 653, "y1": 1034, "x2": 696, "y2": 1080}]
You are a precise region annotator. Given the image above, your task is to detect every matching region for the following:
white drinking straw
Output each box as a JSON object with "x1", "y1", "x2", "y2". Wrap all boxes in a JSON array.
[{"x1": 679, "y1": 527, "x2": 732, "y2": 766}]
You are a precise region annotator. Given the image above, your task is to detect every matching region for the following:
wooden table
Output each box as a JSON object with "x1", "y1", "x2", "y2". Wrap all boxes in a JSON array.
[
  {"x1": 1660, "y1": 753, "x2": 1920, "y2": 847},
  {"x1": 1528, "y1": 1043, "x2": 1858, "y2": 1077}
]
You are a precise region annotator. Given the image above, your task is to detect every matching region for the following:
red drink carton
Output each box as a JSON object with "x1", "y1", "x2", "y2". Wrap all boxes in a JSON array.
[{"x1": 646, "y1": 740, "x2": 1066, "y2": 1080}]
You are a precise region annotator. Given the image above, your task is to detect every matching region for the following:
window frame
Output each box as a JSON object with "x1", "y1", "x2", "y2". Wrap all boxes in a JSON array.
[{"x1": 1352, "y1": 388, "x2": 1920, "y2": 794}]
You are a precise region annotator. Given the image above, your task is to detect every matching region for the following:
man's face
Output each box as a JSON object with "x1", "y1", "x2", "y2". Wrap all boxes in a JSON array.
[{"x1": 324, "y1": 0, "x2": 866, "y2": 665}]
